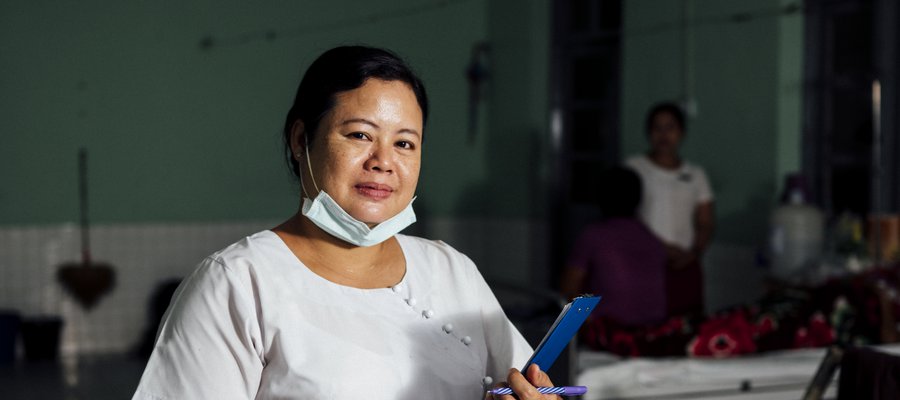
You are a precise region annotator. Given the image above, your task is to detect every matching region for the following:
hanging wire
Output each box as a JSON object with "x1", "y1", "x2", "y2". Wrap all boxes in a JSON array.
[
  {"x1": 623, "y1": 2, "x2": 803, "y2": 38},
  {"x1": 199, "y1": 0, "x2": 472, "y2": 50},
  {"x1": 198, "y1": 1, "x2": 802, "y2": 51}
]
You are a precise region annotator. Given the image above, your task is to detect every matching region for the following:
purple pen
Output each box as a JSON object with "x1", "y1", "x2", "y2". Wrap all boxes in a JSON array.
[{"x1": 488, "y1": 386, "x2": 587, "y2": 396}]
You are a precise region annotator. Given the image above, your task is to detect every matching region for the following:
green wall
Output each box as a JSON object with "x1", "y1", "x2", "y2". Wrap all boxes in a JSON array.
[
  {"x1": 2, "y1": 0, "x2": 801, "y2": 239},
  {"x1": 775, "y1": 0, "x2": 803, "y2": 189},
  {"x1": 0, "y1": 0, "x2": 551, "y2": 225},
  {"x1": 479, "y1": 0, "x2": 551, "y2": 218},
  {"x1": 621, "y1": 0, "x2": 803, "y2": 245}
]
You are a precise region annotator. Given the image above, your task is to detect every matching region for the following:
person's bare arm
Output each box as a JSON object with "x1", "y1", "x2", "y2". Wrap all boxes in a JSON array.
[{"x1": 691, "y1": 201, "x2": 715, "y2": 259}]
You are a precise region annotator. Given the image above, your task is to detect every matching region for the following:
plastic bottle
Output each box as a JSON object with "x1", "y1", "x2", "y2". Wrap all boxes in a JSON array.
[{"x1": 769, "y1": 178, "x2": 825, "y2": 281}]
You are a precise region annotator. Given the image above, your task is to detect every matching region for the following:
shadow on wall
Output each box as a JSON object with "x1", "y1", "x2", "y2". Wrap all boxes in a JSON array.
[
  {"x1": 448, "y1": 128, "x2": 548, "y2": 286},
  {"x1": 135, "y1": 278, "x2": 182, "y2": 358},
  {"x1": 400, "y1": 199, "x2": 432, "y2": 241},
  {"x1": 703, "y1": 242, "x2": 766, "y2": 314},
  {"x1": 703, "y1": 181, "x2": 776, "y2": 313},
  {"x1": 713, "y1": 180, "x2": 775, "y2": 245}
]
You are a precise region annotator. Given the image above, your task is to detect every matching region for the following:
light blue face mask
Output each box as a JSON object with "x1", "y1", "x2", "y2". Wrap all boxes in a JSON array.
[
  {"x1": 302, "y1": 192, "x2": 416, "y2": 247},
  {"x1": 298, "y1": 137, "x2": 416, "y2": 247}
]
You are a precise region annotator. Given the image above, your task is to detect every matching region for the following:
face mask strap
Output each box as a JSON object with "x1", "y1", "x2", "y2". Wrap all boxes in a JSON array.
[{"x1": 303, "y1": 134, "x2": 321, "y2": 197}]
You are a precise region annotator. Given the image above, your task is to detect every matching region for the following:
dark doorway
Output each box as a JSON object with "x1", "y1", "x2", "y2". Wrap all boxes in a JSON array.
[
  {"x1": 548, "y1": 0, "x2": 623, "y2": 289},
  {"x1": 803, "y1": 0, "x2": 900, "y2": 217}
]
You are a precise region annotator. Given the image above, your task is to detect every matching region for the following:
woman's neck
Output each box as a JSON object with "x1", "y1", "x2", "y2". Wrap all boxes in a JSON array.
[{"x1": 273, "y1": 213, "x2": 405, "y2": 289}]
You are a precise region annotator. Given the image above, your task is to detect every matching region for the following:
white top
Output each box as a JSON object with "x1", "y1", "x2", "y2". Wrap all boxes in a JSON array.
[
  {"x1": 133, "y1": 231, "x2": 532, "y2": 400},
  {"x1": 626, "y1": 155, "x2": 714, "y2": 250}
]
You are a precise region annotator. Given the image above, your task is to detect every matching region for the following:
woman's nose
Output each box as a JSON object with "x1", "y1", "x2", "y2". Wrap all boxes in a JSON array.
[{"x1": 364, "y1": 142, "x2": 394, "y2": 173}]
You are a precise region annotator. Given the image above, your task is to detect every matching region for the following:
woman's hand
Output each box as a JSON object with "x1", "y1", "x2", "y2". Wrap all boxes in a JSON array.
[
  {"x1": 665, "y1": 244, "x2": 696, "y2": 270},
  {"x1": 488, "y1": 364, "x2": 561, "y2": 400}
]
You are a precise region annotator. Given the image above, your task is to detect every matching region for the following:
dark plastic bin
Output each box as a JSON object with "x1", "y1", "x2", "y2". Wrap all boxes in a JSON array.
[{"x1": 21, "y1": 316, "x2": 63, "y2": 361}]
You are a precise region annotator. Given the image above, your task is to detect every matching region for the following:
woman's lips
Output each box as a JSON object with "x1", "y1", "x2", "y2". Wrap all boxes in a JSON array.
[{"x1": 355, "y1": 182, "x2": 394, "y2": 199}]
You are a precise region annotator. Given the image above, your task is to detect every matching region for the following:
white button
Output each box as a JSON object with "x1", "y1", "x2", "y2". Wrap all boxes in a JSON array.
[
  {"x1": 406, "y1": 298, "x2": 417, "y2": 307},
  {"x1": 462, "y1": 336, "x2": 472, "y2": 345},
  {"x1": 391, "y1": 285, "x2": 402, "y2": 293},
  {"x1": 423, "y1": 310, "x2": 434, "y2": 319},
  {"x1": 442, "y1": 323, "x2": 453, "y2": 333},
  {"x1": 482, "y1": 376, "x2": 493, "y2": 386}
]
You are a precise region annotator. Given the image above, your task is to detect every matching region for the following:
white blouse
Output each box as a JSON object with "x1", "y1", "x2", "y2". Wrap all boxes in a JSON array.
[
  {"x1": 626, "y1": 155, "x2": 714, "y2": 250},
  {"x1": 133, "y1": 231, "x2": 532, "y2": 400}
]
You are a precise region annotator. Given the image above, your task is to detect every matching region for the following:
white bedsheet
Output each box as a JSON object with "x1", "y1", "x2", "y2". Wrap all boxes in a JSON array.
[{"x1": 575, "y1": 344, "x2": 900, "y2": 400}]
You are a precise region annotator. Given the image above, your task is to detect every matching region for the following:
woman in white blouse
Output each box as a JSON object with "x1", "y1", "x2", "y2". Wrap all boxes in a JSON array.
[
  {"x1": 626, "y1": 102, "x2": 715, "y2": 316},
  {"x1": 132, "y1": 46, "x2": 558, "y2": 400}
]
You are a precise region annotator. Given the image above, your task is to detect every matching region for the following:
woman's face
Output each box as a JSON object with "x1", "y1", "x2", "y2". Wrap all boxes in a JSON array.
[
  {"x1": 648, "y1": 111, "x2": 684, "y2": 155},
  {"x1": 295, "y1": 79, "x2": 423, "y2": 225}
]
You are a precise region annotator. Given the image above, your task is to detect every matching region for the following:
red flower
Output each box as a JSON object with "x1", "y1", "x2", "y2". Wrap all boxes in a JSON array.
[
  {"x1": 647, "y1": 316, "x2": 684, "y2": 339},
  {"x1": 610, "y1": 331, "x2": 639, "y2": 357},
  {"x1": 794, "y1": 312, "x2": 835, "y2": 348},
  {"x1": 708, "y1": 333, "x2": 738, "y2": 356},
  {"x1": 688, "y1": 312, "x2": 756, "y2": 358},
  {"x1": 754, "y1": 314, "x2": 777, "y2": 337},
  {"x1": 793, "y1": 327, "x2": 812, "y2": 348},
  {"x1": 582, "y1": 317, "x2": 608, "y2": 350}
]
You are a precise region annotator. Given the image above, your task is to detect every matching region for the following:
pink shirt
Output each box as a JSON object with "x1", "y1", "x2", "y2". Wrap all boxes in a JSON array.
[{"x1": 568, "y1": 218, "x2": 667, "y2": 326}]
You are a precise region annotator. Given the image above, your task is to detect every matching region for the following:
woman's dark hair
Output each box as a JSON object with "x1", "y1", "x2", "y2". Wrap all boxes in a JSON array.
[
  {"x1": 598, "y1": 166, "x2": 642, "y2": 218},
  {"x1": 644, "y1": 101, "x2": 685, "y2": 135},
  {"x1": 282, "y1": 46, "x2": 429, "y2": 179}
]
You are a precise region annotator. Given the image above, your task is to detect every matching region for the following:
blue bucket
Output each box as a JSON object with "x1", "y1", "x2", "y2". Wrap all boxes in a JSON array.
[{"x1": 0, "y1": 310, "x2": 21, "y2": 364}]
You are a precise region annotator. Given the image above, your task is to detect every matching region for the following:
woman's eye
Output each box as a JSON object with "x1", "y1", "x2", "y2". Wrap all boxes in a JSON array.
[
  {"x1": 396, "y1": 140, "x2": 415, "y2": 150},
  {"x1": 349, "y1": 132, "x2": 368, "y2": 140}
]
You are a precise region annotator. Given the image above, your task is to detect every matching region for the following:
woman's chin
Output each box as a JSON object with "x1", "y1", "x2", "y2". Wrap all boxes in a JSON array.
[
  {"x1": 348, "y1": 210, "x2": 392, "y2": 226},
  {"x1": 343, "y1": 199, "x2": 409, "y2": 225}
]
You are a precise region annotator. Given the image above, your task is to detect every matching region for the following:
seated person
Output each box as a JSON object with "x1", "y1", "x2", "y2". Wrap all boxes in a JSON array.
[{"x1": 561, "y1": 166, "x2": 667, "y2": 327}]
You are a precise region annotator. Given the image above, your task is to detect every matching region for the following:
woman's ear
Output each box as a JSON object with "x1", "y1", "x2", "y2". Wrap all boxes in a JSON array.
[{"x1": 290, "y1": 120, "x2": 306, "y2": 160}]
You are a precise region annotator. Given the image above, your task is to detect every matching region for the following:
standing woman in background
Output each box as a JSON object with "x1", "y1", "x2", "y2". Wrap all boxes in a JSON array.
[
  {"x1": 626, "y1": 102, "x2": 715, "y2": 316},
  {"x1": 132, "y1": 46, "x2": 559, "y2": 400}
]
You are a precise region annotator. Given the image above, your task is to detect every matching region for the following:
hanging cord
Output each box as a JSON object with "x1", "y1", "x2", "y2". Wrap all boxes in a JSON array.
[
  {"x1": 199, "y1": 0, "x2": 472, "y2": 50},
  {"x1": 78, "y1": 148, "x2": 92, "y2": 265},
  {"x1": 872, "y1": 80, "x2": 882, "y2": 264}
]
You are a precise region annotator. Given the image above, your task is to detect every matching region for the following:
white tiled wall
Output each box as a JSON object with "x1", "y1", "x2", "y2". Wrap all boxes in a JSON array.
[
  {"x1": 424, "y1": 216, "x2": 550, "y2": 287},
  {"x1": 0, "y1": 217, "x2": 762, "y2": 356},
  {"x1": 0, "y1": 221, "x2": 276, "y2": 355},
  {"x1": 703, "y1": 242, "x2": 765, "y2": 314},
  {"x1": 0, "y1": 217, "x2": 549, "y2": 356}
]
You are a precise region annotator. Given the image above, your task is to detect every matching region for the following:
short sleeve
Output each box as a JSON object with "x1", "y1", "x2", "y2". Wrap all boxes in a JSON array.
[
  {"x1": 132, "y1": 257, "x2": 264, "y2": 400},
  {"x1": 693, "y1": 166, "x2": 714, "y2": 204},
  {"x1": 624, "y1": 155, "x2": 644, "y2": 171}
]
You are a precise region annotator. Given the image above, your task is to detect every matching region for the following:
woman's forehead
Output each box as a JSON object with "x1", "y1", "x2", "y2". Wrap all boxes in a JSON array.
[{"x1": 327, "y1": 80, "x2": 423, "y2": 130}]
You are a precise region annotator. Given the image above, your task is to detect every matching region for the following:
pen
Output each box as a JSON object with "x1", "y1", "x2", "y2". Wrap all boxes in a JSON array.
[{"x1": 487, "y1": 386, "x2": 587, "y2": 396}]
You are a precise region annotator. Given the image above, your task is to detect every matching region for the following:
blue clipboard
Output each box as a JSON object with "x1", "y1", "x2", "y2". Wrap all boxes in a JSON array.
[{"x1": 522, "y1": 295, "x2": 601, "y2": 372}]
